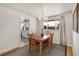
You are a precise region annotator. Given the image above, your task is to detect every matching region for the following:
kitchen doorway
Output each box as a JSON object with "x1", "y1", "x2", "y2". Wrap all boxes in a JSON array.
[{"x1": 20, "y1": 17, "x2": 30, "y2": 46}]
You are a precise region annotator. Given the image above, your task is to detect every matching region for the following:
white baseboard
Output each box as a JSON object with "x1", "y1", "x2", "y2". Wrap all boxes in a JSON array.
[
  {"x1": 0, "y1": 46, "x2": 20, "y2": 56},
  {"x1": 0, "y1": 43, "x2": 29, "y2": 56}
]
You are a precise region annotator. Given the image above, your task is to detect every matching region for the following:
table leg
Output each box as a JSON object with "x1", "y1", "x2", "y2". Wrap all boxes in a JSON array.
[
  {"x1": 39, "y1": 41, "x2": 42, "y2": 55},
  {"x1": 29, "y1": 43, "x2": 31, "y2": 54},
  {"x1": 48, "y1": 38, "x2": 52, "y2": 48}
]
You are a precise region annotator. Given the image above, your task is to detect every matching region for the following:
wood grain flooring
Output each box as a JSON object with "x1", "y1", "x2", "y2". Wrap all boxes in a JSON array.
[
  {"x1": 3, "y1": 44, "x2": 66, "y2": 56},
  {"x1": 67, "y1": 46, "x2": 73, "y2": 56}
]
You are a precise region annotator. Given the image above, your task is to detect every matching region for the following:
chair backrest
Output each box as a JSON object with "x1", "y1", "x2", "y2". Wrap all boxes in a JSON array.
[
  {"x1": 28, "y1": 33, "x2": 36, "y2": 45},
  {"x1": 28, "y1": 34, "x2": 34, "y2": 39}
]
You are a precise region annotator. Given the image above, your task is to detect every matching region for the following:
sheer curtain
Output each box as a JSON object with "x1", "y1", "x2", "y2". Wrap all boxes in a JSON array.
[{"x1": 60, "y1": 16, "x2": 67, "y2": 46}]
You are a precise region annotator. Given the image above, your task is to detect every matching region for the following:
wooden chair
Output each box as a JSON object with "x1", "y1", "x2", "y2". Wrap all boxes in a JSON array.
[
  {"x1": 49, "y1": 33, "x2": 53, "y2": 47},
  {"x1": 43, "y1": 33, "x2": 53, "y2": 48},
  {"x1": 28, "y1": 33, "x2": 39, "y2": 54}
]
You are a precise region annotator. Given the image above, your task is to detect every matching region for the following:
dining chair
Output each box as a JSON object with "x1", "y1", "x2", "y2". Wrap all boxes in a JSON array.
[
  {"x1": 28, "y1": 33, "x2": 39, "y2": 54},
  {"x1": 50, "y1": 33, "x2": 53, "y2": 47},
  {"x1": 43, "y1": 33, "x2": 53, "y2": 48}
]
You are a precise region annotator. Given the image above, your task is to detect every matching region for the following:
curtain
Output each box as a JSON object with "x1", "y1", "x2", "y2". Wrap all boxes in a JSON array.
[{"x1": 60, "y1": 16, "x2": 67, "y2": 46}]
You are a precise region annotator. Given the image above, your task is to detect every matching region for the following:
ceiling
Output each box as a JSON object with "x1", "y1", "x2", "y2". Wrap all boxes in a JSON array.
[{"x1": 0, "y1": 3, "x2": 75, "y2": 17}]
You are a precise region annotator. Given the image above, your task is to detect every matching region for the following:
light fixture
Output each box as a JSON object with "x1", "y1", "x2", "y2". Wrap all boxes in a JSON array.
[{"x1": 38, "y1": 5, "x2": 48, "y2": 21}]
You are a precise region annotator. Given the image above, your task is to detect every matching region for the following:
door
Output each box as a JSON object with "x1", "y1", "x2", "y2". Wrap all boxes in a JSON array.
[{"x1": 20, "y1": 16, "x2": 30, "y2": 39}]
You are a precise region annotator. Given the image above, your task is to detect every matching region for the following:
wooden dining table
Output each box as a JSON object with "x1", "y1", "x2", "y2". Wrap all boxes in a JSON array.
[{"x1": 29, "y1": 34, "x2": 52, "y2": 55}]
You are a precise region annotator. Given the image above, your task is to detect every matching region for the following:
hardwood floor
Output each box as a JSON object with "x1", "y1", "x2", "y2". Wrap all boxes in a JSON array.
[
  {"x1": 67, "y1": 46, "x2": 73, "y2": 56},
  {"x1": 20, "y1": 38, "x2": 29, "y2": 46},
  {"x1": 1, "y1": 43, "x2": 72, "y2": 56},
  {"x1": 3, "y1": 44, "x2": 66, "y2": 56}
]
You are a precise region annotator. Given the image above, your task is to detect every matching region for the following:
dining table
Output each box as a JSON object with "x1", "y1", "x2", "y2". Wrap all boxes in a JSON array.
[{"x1": 29, "y1": 34, "x2": 52, "y2": 55}]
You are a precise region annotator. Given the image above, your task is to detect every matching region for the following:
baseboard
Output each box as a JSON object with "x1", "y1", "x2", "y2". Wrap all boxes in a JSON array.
[
  {"x1": 0, "y1": 46, "x2": 20, "y2": 56},
  {"x1": 0, "y1": 44, "x2": 27, "y2": 56}
]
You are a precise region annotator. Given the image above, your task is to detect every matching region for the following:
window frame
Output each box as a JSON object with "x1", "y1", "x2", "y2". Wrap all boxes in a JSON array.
[{"x1": 43, "y1": 19, "x2": 60, "y2": 30}]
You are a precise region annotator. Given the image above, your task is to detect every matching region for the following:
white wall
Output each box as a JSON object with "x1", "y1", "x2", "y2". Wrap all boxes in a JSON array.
[{"x1": 0, "y1": 7, "x2": 37, "y2": 53}]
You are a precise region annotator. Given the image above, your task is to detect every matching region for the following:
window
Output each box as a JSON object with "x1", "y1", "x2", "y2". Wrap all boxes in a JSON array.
[
  {"x1": 43, "y1": 19, "x2": 60, "y2": 30},
  {"x1": 55, "y1": 19, "x2": 60, "y2": 30}
]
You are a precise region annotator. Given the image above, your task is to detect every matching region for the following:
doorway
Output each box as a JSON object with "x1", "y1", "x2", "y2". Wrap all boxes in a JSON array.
[{"x1": 20, "y1": 17, "x2": 30, "y2": 46}]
